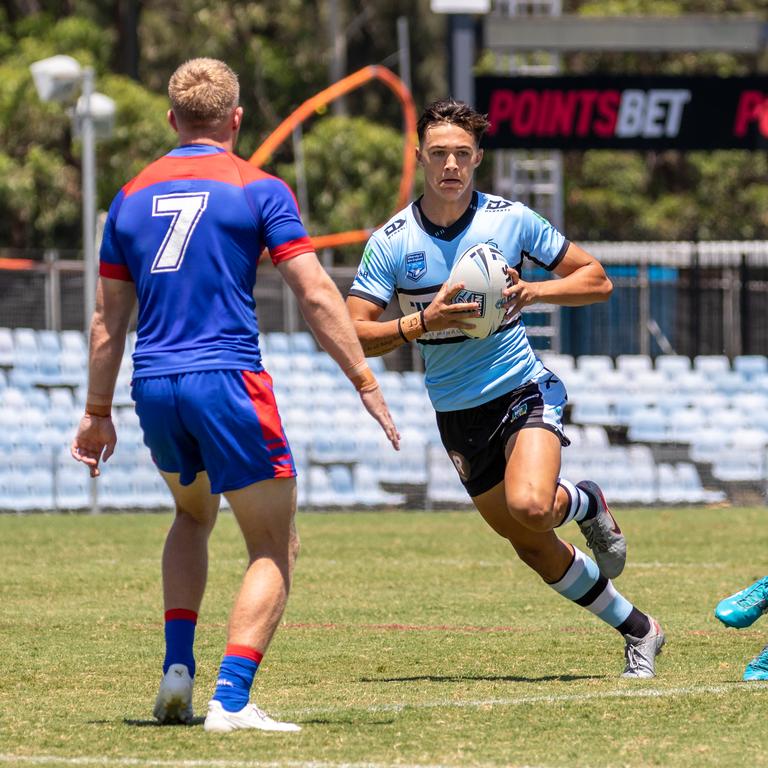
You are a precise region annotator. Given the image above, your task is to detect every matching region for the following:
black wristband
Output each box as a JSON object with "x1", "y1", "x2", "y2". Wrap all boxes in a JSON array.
[{"x1": 419, "y1": 309, "x2": 428, "y2": 332}]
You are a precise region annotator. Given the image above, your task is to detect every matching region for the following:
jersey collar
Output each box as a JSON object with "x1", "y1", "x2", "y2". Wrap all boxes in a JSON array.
[
  {"x1": 412, "y1": 191, "x2": 480, "y2": 242},
  {"x1": 168, "y1": 144, "x2": 228, "y2": 157}
]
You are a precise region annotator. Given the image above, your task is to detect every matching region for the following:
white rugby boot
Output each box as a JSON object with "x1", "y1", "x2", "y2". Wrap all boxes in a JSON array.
[
  {"x1": 153, "y1": 663, "x2": 194, "y2": 724},
  {"x1": 204, "y1": 700, "x2": 301, "y2": 733}
]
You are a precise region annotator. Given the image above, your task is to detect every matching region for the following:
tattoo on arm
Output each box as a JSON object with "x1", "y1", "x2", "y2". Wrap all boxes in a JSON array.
[{"x1": 361, "y1": 329, "x2": 406, "y2": 357}]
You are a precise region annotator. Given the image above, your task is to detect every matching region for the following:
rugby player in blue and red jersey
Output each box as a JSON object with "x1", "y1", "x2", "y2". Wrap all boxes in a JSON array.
[
  {"x1": 347, "y1": 99, "x2": 664, "y2": 679},
  {"x1": 72, "y1": 58, "x2": 399, "y2": 733}
]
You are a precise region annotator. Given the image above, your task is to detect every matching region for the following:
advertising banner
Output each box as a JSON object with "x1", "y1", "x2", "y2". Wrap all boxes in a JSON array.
[{"x1": 475, "y1": 76, "x2": 768, "y2": 150}]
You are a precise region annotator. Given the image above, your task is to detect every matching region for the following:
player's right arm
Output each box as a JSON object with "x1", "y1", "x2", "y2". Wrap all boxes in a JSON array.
[
  {"x1": 346, "y1": 233, "x2": 481, "y2": 357},
  {"x1": 71, "y1": 276, "x2": 137, "y2": 477},
  {"x1": 347, "y1": 285, "x2": 481, "y2": 357}
]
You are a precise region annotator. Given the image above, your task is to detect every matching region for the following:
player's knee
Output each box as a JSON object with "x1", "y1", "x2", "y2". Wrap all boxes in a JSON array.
[
  {"x1": 506, "y1": 493, "x2": 554, "y2": 533},
  {"x1": 288, "y1": 527, "x2": 301, "y2": 564}
]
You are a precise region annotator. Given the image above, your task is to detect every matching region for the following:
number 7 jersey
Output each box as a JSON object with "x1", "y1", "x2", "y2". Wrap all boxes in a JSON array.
[{"x1": 99, "y1": 143, "x2": 312, "y2": 378}]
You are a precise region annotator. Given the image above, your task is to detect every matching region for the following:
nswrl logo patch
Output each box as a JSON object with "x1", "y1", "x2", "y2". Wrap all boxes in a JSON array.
[{"x1": 406, "y1": 251, "x2": 427, "y2": 282}]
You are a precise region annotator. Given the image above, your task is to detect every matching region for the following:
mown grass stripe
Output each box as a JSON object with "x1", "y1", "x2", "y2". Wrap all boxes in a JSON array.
[{"x1": 290, "y1": 681, "x2": 768, "y2": 716}]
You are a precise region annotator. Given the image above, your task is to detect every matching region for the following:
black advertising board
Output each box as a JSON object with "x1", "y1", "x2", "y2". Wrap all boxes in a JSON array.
[{"x1": 474, "y1": 76, "x2": 768, "y2": 150}]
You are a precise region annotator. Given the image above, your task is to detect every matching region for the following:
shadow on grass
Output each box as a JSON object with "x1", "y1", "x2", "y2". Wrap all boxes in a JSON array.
[
  {"x1": 121, "y1": 716, "x2": 206, "y2": 727},
  {"x1": 359, "y1": 673, "x2": 602, "y2": 684}
]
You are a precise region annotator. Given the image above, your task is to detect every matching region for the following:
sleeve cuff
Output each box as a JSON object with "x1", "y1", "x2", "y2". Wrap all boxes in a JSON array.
[
  {"x1": 269, "y1": 236, "x2": 314, "y2": 265},
  {"x1": 99, "y1": 262, "x2": 133, "y2": 281}
]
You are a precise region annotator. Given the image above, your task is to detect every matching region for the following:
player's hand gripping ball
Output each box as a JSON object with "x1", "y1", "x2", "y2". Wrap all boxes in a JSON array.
[{"x1": 447, "y1": 242, "x2": 510, "y2": 339}]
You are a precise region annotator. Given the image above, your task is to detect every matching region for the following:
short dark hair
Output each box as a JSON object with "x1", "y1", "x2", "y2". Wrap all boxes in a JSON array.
[{"x1": 417, "y1": 99, "x2": 490, "y2": 146}]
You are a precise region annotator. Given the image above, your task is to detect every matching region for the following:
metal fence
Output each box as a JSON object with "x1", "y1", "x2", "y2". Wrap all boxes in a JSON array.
[{"x1": 1, "y1": 240, "x2": 767, "y2": 363}]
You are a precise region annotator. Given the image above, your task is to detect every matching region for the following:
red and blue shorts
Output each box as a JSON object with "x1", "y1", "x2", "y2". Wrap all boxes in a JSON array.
[{"x1": 132, "y1": 369, "x2": 295, "y2": 494}]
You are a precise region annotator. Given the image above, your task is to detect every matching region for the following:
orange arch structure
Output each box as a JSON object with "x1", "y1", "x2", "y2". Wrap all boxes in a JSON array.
[{"x1": 249, "y1": 65, "x2": 417, "y2": 251}]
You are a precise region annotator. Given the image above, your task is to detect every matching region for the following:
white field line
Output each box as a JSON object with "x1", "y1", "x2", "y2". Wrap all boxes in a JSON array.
[
  {"x1": 289, "y1": 681, "x2": 768, "y2": 717},
  {"x1": 0, "y1": 758, "x2": 544, "y2": 768}
]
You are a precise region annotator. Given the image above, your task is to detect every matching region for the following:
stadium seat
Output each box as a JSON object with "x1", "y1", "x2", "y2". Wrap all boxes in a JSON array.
[
  {"x1": 0, "y1": 328, "x2": 13, "y2": 367},
  {"x1": 616, "y1": 354, "x2": 653, "y2": 374},
  {"x1": 693, "y1": 355, "x2": 731, "y2": 375},
  {"x1": 734, "y1": 355, "x2": 768, "y2": 381},
  {"x1": 290, "y1": 331, "x2": 316, "y2": 354},
  {"x1": 655, "y1": 355, "x2": 691, "y2": 377},
  {"x1": 627, "y1": 408, "x2": 668, "y2": 443},
  {"x1": 576, "y1": 355, "x2": 614, "y2": 374}
]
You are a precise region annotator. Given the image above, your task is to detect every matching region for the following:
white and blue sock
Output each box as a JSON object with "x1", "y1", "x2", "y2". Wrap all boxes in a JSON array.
[
  {"x1": 557, "y1": 478, "x2": 597, "y2": 526},
  {"x1": 548, "y1": 546, "x2": 651, "y2": 637}
]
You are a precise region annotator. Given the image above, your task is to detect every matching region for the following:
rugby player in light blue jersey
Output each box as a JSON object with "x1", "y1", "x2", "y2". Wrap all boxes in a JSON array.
[{"x1": 347, "y1": 98, "x2": 664, "y2": 678}]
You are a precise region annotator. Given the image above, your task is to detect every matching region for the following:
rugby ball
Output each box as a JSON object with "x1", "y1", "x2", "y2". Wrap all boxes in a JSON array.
[{"x1": 447, "y1": 243, "x2": 509, "y2": 339}]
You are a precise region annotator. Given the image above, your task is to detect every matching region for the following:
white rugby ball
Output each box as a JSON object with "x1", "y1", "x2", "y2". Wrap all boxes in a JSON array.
[{"x1": 447, "y1": 243, "x2": 509, "y2": 339}]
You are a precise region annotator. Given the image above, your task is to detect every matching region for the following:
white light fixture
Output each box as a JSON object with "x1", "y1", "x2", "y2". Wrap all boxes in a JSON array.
[
  {"x1": 29, "y1": 55, "x2": 116, "y2": 333},
  {"x1": 30, "y1": 54, "x2": 83, "y2": 102}
]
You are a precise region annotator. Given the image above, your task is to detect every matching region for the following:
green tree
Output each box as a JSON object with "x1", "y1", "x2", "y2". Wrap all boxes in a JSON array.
[{"x1": 276, "y1": 115, "x2": 409, "y2": 262}]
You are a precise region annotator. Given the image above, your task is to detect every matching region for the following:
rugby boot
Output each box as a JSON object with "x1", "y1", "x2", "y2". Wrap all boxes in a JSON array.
[
  {"x1": 715, "y1": 576, "x2": 768, "y2": 629},
  {"x1": 576, "y1": 480, "x2": 627, "y2": 579},
  {"x1": 204, "y1": 700, "x2": 301, "y2": 733},
  {"x1": 743, "y1": 644, "x2": 768, "y2": 681},
  {"x1": 153, "y1": 663, "x2": 194, "y2": 724},
  {"x1": 622, "y1": 617, "x2": 665, "y2": 679}
]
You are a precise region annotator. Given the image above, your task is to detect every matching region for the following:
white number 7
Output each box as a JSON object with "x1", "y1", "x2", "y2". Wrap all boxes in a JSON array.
[{"x1": 150, "y1": 192, "x2": 209, "y2": 273}]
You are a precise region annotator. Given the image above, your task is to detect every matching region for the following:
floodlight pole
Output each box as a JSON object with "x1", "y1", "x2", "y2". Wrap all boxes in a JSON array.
[{"x1": 80, "y1": 66, "x2": 97, "y2": 331}]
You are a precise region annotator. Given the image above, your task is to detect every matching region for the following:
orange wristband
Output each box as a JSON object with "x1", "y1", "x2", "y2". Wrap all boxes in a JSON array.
[
  {"x1": 85, "y1": 391, "x2": 112, "y2": 418},
  {"x1": 346, "y1": 361, "x2": 379, "y2": 393},
  {"x1": 398, "y1": 312, "x2": 424, "y2": 342}
]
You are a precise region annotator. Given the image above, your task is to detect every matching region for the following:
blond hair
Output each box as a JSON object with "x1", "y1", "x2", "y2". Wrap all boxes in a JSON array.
[{"x1": 168, "y1": 58, "x2": 240, "y2": 127}]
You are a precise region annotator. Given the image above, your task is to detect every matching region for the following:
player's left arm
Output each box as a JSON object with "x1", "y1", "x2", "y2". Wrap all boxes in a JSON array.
[
  {"x1": 71, "y1": 277, "x2": 136, "y2": 476},
  {"x1": 503, "y1": 242, "x2": 612, "y2": 316}
]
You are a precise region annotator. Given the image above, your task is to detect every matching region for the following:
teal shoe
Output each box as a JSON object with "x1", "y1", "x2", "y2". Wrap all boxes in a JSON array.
[
  {"x1": 743, "y1": 645, "x2": 768, "y2": 681},
  {"x1": 715, "y1": 576, "x2": 768, "y2": 629}
]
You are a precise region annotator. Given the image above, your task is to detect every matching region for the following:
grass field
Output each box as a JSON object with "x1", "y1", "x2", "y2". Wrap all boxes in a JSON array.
[{"x1": 2, "y1": 506, "x2": 768, "y2": 768}]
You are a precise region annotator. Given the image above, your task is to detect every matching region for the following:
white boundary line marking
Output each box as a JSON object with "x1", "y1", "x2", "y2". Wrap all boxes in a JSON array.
[
  {"x1": 0, "y1": 758, "x2": 544, "y2": 768},
  {"x1": 289, "y1": 681, "x2": 768, "y2": 716},
  {"x1": 3, "y1": 685, "x2": 767, "y2": 768}
]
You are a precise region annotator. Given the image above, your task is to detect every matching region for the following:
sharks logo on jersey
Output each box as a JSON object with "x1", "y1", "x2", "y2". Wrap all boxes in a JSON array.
[{"x1": 349, "y1": 191, "x2": 570, "y2": 412}]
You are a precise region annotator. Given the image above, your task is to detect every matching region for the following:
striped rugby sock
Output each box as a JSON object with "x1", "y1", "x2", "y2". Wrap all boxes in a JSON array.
[
  {"x1": 548, "y1": 546, "x2": 651, "y2": 638},
  {"x1": 556, "y1": 478, "x2": 596, "y2": 526},
  {"x1": 212, "y1": 644, "x2": 264, "y2": 713},
  {"x1": 163, "y1": 608, "x2": 197, "y2": 677}
]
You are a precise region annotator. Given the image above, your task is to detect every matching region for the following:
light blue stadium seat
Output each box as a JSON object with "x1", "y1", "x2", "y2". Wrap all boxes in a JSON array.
[
  {"x1": 571, "y1": 395, "x2": 617, "y2": 427},
  {"x1": 616, "y1": 354, "x2": 653, "y2": 374},
  {"x1": 37, "y1": 330, "x2": 62, "y2": 355},
  {"x1": 712, "y1": 448, "x2": 766, "y2": 482},
  {"x1": 290, "y1": 331, "x2": 316, "y2": 354},
  {"x1": 539, "y1": 352, "x2": 575, "y2": 376},
  {"x1": 266, "y1": 332, "x2": 290, "y2": 354},
  {"x1": 655, "y1": 355, "x2": 691, "y2": 377},
  {"x1": 0, "y1": 328, "x2": 13, "y2": 367},
  {"x1": 734, "y1": 355, "x2": 768, "y2": 380},
  {"x1": 627, "y1": 408, "x2": 668, "y2": 443},
  {"x1": 693, "y1": 355, "x2": 730, "y2": 375},
  {"x1": 576, "y1": 355, "x2": 614, "y2": 375},
  {"x1": 55, "y1": 471, "x2": 90, "y2": 510}
]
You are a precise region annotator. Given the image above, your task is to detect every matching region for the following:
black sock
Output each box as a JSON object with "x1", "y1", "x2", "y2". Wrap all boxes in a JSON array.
[
  {"x1": 581, "y1": 489, "x2": 598, "y2": 521},
  {"x1": 617, "y1": 608, "x2": 651, "y2": 638}
]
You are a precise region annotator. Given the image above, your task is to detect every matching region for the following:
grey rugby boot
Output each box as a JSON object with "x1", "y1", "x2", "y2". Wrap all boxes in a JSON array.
[
  {"x1": 576, "y1": 480, "x2": 627, "y2": 579},
  {"x1": 622, "y1": 617, "x2": 665, "y2": 679}
]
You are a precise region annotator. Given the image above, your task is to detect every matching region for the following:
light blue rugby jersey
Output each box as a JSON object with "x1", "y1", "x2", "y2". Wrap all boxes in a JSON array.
[{"x1": 349, "y1": 191, "x2": 569, "y2": 412}]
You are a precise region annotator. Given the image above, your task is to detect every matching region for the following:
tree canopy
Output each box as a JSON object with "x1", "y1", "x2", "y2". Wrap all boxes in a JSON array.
[{"x1": 2, "y1": 0, "x2": 766, "y2": 255}]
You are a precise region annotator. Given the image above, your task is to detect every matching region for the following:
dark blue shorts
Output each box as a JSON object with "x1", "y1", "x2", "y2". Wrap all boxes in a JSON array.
[{"x1": 132, "y1": 369, "x2": 296, "y2": 494}]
